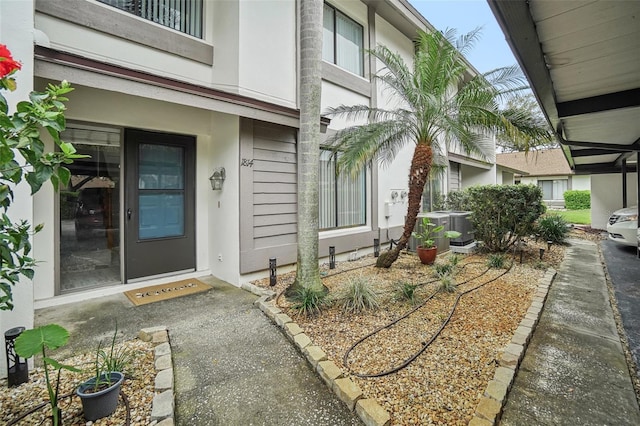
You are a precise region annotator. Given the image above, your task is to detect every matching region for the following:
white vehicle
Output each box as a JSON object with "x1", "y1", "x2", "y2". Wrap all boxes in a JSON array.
[{"x1": 607, "y1": 206, "x2": 638, "y2": 247}]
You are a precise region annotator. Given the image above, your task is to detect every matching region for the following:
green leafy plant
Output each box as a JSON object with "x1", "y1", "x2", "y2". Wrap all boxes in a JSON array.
[
  {"x1": 412, "y1": 217, "x2": 461, "y2": 249},
  {"x1": 14, "y1": 324, "x2": 80, "y2": 426},
  {"x1": 447, "y1": 253, "x2": 461, "y2": 267},
  {"x1": 1, "y1": 44, "x2": 83, "y2": 310},
  {"x1": 537, "y1": 214, "x2": 569, "y2": 244},
  {"x1": 291, "y1": 285, "x2": 328, "y2": 317},
  {"x1": 434, "y1": 261, "x2": 454, "y2": 277},
  {"x1": 394, "y1": 280, "x2": 419, "y2": 304},
  {"x1": 487, "y1": 253, "x2": 507, "y2": 269},
  {"x1": 88, "y1": 322, "x2": 134, "y2": 392},
  {"x1": 333, "y1": 274, "x2": 380, "y2": 313},
  {"x1": 438, "y1": 273, "x2": 457, "y2": 293}
]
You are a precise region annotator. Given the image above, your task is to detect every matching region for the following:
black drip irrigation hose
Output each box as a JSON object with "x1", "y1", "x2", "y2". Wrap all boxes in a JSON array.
[
  {"x1": 7, "y1": 389, "x2": 132, "y2": 426},
  {"x1": 343, "y1": 261, "x2": 514, "y2": 378}
]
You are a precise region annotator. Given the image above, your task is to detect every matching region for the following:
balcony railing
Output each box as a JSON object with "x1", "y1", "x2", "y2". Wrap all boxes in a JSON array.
[{"x1": 98, "y1": 0, "x2": 203, "y2": 39}]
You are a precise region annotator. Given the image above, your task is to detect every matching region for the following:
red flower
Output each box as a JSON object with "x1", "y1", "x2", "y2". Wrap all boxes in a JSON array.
[{"x1": 0, "y1": 44, "x2": 22, "y2": 78}]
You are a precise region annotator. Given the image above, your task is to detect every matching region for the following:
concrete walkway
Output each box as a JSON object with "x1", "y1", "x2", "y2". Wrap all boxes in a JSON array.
[
  {"x1": 35, "y1": 277, "x2": 361, "y2": 425},
  {"x1": 501, "y1": 239, "x2": 640, "y2": 425}
]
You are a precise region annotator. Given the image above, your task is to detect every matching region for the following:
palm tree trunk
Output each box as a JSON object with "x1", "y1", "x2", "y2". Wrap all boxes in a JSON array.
[
  {"x1": 286, "y1": 0, "x2": 324, "y2": 297},
  {"x1": 376, "y1": 143, "x2": 433, "y2": 268}
]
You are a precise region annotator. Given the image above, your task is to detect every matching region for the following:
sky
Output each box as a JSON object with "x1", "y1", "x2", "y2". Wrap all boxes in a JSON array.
[{"x1": 408, "y1": 0, "x2": 519, "y2": 74}]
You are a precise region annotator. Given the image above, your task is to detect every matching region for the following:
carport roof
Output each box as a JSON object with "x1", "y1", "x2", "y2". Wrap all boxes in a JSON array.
[{"x1": 488, "y1": 0, "x2": 640, "y2": 175}]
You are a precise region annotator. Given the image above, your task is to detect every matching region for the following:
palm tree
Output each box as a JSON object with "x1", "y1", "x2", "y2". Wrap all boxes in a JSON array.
[
  {"x1": 325, "y1": 29, "x2": 552, "y2": 268},
  {"x1": 287, "y1": 0, "x2": 325, "y2": 296}
]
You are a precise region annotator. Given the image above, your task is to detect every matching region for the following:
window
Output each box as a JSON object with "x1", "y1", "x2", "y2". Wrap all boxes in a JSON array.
[
  {"x1": 538, "y1": 179, "x2": 567, "y2": 200},
  {"x1": 323, "y1": 3, "x2": 364, "y2": 76},
  {"x1": 319, "y1": 149, "x2": 366, "y2": 229},
  {"x1": 98, "y1": 0, "x2": 203, "y2": 38},
  {"x1": 422, "y1": 177, "x2": 444, "y2": 212}
]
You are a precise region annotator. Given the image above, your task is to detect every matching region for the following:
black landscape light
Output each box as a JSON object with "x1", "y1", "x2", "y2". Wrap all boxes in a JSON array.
[
  {"x1": 374, "y1": 238, "x2": 380, "y2": 257},
  {"x1": 269, "y1": 258, "x2": 277, "y2": 286},
  {"x1": 329, "y1": 246, "x2": 336, "y2": 269},
  {"x1": 539, "y1": 248, "x2": 545, "y2": 260},
  {"x1": 5, "y1": 326, "x2": 28, "y2": 387}
]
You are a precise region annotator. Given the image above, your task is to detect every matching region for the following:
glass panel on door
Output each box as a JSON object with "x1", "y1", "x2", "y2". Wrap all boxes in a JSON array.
[
  {"x1": 138, "y1": 144, "x2": 185, "y2": 240},
  {"x1": 59, "y1": 127, "x2": 121, "y2": 292}
]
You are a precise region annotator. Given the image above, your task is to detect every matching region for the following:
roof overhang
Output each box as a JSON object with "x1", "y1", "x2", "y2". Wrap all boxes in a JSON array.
[{"x1": 488, "y1": 0, "x2": 640, "y2": 175}]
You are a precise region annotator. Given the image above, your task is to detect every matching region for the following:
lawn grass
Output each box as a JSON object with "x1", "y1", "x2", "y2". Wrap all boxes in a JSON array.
[{"x1": 548, "y1": 209, "x2": 591, "y2": 225}]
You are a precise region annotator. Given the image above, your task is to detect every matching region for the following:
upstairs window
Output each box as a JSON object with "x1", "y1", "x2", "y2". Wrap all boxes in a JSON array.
[
  {"x1": 98, "y1": 0, "x2": 203, "y2": 38},
  {"x1": 323, "y1": 3, "x2": 364, "y2": 76},
  {"x1": 319, "y1": 149, "x2": 366, "y2": 230}
]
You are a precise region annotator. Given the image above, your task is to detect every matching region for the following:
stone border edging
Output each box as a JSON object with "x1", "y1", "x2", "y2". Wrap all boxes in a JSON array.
[
  {"x1": 138, "y1": 326, "x2": 175, "y2": 426},
  {"x1": 469, "y1": 268, "x2": 557, "y2": 426},
  {"x1": 249, "y1": 287, "x2": 392, "y2": 426}
]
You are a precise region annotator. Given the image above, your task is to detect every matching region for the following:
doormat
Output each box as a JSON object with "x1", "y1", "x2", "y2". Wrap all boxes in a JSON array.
[{"x1": 124, "y1": 279, "x2": 211, "y2": 306}]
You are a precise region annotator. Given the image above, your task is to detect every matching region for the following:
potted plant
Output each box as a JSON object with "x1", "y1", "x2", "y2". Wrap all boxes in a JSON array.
[
  {"x1": 15, "y1": 324, "x2": 80, "y2": 426},
  {"x1": 411, "y1": 217, "x2": 461, "y2": 264},
  {"x1": 76, "y1": 324, "x2": 132, "y2": 421}
]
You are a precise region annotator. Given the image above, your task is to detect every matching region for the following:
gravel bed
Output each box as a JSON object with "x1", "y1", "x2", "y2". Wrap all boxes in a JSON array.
[
  {"x1": 1, "y1": 339, "x2": 155, "y2": 425},
  {"x1": 1, "y1": 230, "x2": 595, "y2": 425},
  {"x1": 255, "y1": 238, "x2": 567, "y2": 425}
]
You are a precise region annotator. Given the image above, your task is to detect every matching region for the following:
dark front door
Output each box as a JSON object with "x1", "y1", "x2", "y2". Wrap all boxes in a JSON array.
[{"x1": 124, "y1": 129, "x2": 196, "y2": 280}]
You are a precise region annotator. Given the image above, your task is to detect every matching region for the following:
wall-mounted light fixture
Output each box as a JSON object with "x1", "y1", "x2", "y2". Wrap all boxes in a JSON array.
[{"x1": 209, "y1": 167, "x2": 226, "y2": 190}]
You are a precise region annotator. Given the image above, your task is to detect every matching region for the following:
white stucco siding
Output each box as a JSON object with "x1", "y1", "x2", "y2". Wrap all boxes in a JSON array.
[
  {"x1": 591, "y1": 173, "x2": 638, "y2": 230},
  {"x1": 208, "y1": 115, "x2": 241, "y2": 284},
  {"x1": 460, "y1": 164, "x2": 497, "y2": 188},
  {"x1": 572, "y1": 175, "x2": 591, "y2": 191},
  {"x1": 238, "y1": 0, "x2": 296, "y2": 108},
  {"x1": 372, "y1": 15, "x2": 416, "y2": 229},
  {"x1": 321, "y1": 81, "x2": 369, "y2": 129},
  {"x1": 0, "y1": 0, "x2": 37, "y2": 378},
  {"x1": 374, "y1": 15, "x2": 414, "y2": 77},
  {"x1": 35, "y1": 14, "x2": 214, "y2": 86},
  {"x1": 211, "y1": 0, "x2": 240, "y2": 93}
]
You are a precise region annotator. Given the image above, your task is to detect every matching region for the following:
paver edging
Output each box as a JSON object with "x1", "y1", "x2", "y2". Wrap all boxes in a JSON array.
[
  {"x1": 139, "y1": 326, "x2": 175, "y2": 424},
  {"x1": 249, "y1": 291, "x2": 392, "y2": 426},
  {"x1": 470, "y1": 268, "x2": 557, "y2": 425}
]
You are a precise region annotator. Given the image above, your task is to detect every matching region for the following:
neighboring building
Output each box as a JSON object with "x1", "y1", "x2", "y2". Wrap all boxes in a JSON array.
[
  {"x1": 497, "y1": 149, "x2": 591, "y2": 207},
  {"x1": 1, "y1": 0, "x2": 499, "y2": 375}
]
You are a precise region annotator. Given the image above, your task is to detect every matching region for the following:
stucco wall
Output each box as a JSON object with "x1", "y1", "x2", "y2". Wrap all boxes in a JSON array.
[
  {"x1": 591, "y1": 173, "x2": 638, "y2": 230},
  {"x1": 460, "y1": 164, "x2": 496, "y2": 188},
  {"x1": 572, "y1": 175, "x2": 591, "y2": 191},
  {"x1": 0, "y1": 0, "x2": 36, "y2": 378}
]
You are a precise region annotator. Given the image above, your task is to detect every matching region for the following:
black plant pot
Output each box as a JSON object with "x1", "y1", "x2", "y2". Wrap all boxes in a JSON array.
[{"x1": 76, "y1": 371, "x2": 124, "y2": 421}]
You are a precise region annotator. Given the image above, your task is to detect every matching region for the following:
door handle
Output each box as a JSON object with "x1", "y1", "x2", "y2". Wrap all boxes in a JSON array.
[{"x1": 127, "y1": 208, "x2": 132, "y2": 220}]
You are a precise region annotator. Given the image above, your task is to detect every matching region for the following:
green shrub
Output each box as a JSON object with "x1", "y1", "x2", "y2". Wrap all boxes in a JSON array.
[
  {"x1": 564, "y1": 190, "x2": 590, "y2": 210},
  {"x1": 334, "y1": 274, "x2": 380, "y2": 313},
  {"x1": 537, "y1": 214, "x2": 569, "y2": 244},
  {"x1": 487, "y1": 253, "x2": 507, "y2": 269},
  {"x1": 447, "y1": 254, "x2": 460, "y2": 267},
  {"x1": 394, "y1": 281, "x2": 418, "y2": 304},
  {"x1": 292, "y1": 286, "x2": 327, "y2": 317},
  {"x1": 466, "y1": 184, "x2": 545, "y2": 252},
  {"x1": 445, "y1": 190, "x2": 471, "y2": 211}
]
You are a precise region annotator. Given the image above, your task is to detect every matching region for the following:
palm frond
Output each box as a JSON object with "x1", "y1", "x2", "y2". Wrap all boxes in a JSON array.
[{"x1": 324, "y1": 120, "x2": 413, "y2": 176}]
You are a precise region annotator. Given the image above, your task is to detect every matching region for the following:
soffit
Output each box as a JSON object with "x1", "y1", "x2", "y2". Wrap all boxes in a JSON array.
[{"x1": 488, "y1": 0, "x2": 640, "y2": 175}]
